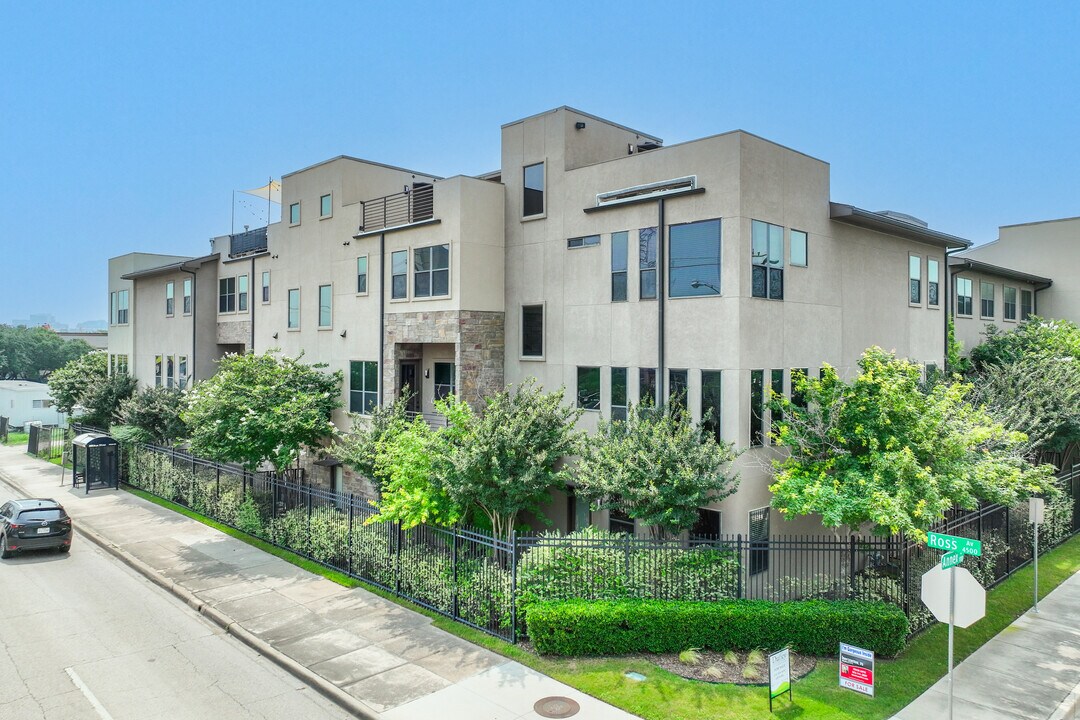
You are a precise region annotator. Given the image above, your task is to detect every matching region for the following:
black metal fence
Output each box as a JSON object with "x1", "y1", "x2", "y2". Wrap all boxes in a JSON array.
[
  {"x1": 27, "y1": 424, "x2": 67, "y2": 461},
  {"x1": 0, "y1": 416, "x2": 8, "y2": 443},
  {"x1": 113, "y1": 438, "x2": 1079, "y2": 642}
]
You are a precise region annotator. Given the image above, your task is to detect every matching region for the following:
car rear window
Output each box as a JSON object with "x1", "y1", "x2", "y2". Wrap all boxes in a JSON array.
[{"x1": 18, "y1": 509, "x2": 63, "y2": 521}]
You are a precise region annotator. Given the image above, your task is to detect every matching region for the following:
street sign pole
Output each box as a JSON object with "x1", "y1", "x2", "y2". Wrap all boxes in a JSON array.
[
  {"x1": 1031, "y1": 497, "x2": 1044, "y2": 615},
  {"x1": 1034, "y1": 521, "x2": 1039, "y2": 614},
  {"x1": 948, "y1": 566, "x2": 955, "y2": 720}
]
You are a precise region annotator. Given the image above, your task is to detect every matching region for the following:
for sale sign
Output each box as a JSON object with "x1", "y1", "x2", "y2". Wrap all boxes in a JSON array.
[{"x1": 839, "y1": 643, "x2": 875, "y2": 697}]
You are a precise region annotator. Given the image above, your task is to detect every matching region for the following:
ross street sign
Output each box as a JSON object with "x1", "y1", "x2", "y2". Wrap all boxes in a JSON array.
[
  {"x1": 839, "y1": 643, "x2": 875, "y2": 697},
  {"x1": 927, "y1": 532, "x2": 982, "y2": 557},
  {"x1": 921, "y1": 565, "x2": 986, "y2": 628},
  {"x1": 941, "y1": 551, "x2": 964, "y2": 570}
]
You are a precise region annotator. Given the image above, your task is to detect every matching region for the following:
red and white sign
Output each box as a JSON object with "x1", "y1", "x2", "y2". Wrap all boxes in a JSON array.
[{"x1": 839, "y1": 642, "x2": 875, "y2": 697}]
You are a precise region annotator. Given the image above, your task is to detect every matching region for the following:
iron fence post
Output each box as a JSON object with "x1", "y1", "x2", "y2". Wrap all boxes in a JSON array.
[
  {"x1": 849, "y1": 535, "x2": 857, "y2": 599},
  {"x1": 395, "y1": 521, "x2": 402, "y2": 595},
  {"x1": 347, "y1": 494, "x2": 354, "y2": 576},
  {"x1": 736, "y1": 534, "x2": 743, "y2": 599},
  {"x1": 624, "y1": 533, "x2": 631, "y2": 591},
  {"x1": 511, "y1": 531, "x2": 518, "y2": 644},
  {"x1": 902, "y1": 533, "x2": 910, "y2": 616},
  {"x1": 451, "y1": 527, "x2": 459, "y2": 620},
  {"x1": 1005, "y1": 503, "x2": 1011, "y2": 574}
]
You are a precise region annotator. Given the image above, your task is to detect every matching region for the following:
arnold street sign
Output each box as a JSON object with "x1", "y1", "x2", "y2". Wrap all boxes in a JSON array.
[
  {"x1": 927, "y1": 532, "x2": 982, "y2": 557},
  {"x1": 941, "y1": 550, "x2": 964, "y2": 569}
]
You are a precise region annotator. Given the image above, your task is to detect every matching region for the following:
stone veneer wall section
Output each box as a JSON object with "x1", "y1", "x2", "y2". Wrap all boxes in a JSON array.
[
  {"x1": 216, "y1": 320, "x2": 251, "y2": 348},
  {"x1": 383, "y1": 310, "x2": 505, "y2": 411}
]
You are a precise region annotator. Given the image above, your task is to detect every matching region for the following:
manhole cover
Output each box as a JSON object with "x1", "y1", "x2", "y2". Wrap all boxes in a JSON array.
[{"x1": 534, "y1": 696, "x2": 581, "y2": 718}]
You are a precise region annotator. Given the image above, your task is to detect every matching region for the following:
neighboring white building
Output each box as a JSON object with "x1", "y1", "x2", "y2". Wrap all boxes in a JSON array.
[{"x1": 0, "y1": 380, "x2": 63, "y2": 428}]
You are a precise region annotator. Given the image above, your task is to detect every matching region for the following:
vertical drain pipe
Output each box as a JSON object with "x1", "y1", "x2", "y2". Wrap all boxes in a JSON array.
[
  {"x1": 379, "y1": 233, "x2": 386, "y2": 407},
  {"x1": 656, "y1": 198, "x2": 666, "y2": 408}
]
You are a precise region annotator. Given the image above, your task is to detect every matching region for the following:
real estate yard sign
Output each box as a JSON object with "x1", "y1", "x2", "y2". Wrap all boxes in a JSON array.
[
  {"x1": 839, "y1": 642, "x2": 875, "y2": 696},
  {"x1": 768, "y1": 648, "x2": 792, "y2": 712}
]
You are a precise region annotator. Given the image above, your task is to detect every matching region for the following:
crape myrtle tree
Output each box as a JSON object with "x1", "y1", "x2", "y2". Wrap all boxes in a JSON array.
[
  {"x1": 183, "y1": 350, "x2": 342, "y2": 471},
  {"x1": 968, "y1": 318, "x2": 1080, "y2": 465},
  {"x1": 768, "y1": 346, "x2": 1056, "y2": 540},
  {"x1": 334, "y1": 393, "x2": 413, "y2": 496},
  {"x1": 48, "y1": 351, "x2": 136, "y2": 429},
  {"x1": 574, "y1": 400, "x2": 740, "y2": 539},
  {"x1": 113, "y1": 387, "x2": 190, "y2": 445}
]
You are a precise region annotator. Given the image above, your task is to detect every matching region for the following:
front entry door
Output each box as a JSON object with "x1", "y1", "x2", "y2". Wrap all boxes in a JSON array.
[{"x1": 398, "y1": 362, "x2": 421, "y2": 413}]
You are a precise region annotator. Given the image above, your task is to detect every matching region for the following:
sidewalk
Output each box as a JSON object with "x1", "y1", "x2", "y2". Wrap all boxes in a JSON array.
[
  {"x1": 0, "y1": 445, "x2": 638, "y2": 720},
  {"x1": 892, "y1": 570, "x2": 1080, "y2": 720}
]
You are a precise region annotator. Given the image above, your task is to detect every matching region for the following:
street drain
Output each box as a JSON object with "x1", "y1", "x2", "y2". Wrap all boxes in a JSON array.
[
  {"x1": 624, "y1": 671, "x2": 647, "y2": 681},
  {"x1": 534, "y1": 696, "x2": 581, "y2": 718}
]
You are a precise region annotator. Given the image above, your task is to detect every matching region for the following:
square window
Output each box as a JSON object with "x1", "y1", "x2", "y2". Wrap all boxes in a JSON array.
[
  {"x1": 320, "y1": 194, "x2": 332, "y2": 217},
  {"x1": 434, "y1": 362, "x2": 456, "y2": 402},
  {"x1": 413, "y1": 244, "x2": 450, "y2": 298},
  {"x1": 670, "y1": 219, "x2": 721, "y2": 297},
  {"x1": 690, "y1": 508, "x2": 722, "y2": 540}
]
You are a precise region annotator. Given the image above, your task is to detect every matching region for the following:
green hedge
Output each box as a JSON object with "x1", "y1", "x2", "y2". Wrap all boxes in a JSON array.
[{"x1": 526, "y1": 598, "x2": 909, "y2": 657}]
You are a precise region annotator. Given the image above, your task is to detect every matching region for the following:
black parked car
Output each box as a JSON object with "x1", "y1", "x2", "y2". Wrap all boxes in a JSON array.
[{"x1": 0, "y1": 499, "x2": 72, "y2": 558}]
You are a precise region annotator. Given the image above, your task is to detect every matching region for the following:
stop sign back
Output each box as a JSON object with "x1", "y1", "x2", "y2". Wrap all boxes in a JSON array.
[{"x1": 921, "y1": 565, "x2": 986, "y2": 628}]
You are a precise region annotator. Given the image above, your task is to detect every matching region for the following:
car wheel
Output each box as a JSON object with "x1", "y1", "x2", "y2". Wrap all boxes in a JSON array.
[
  {"x1": 0, "y1": 534, "x2": 12, "y2": 559},
  {"x1": 58, "y1": 545, "x2": 70, "y2": 554}
]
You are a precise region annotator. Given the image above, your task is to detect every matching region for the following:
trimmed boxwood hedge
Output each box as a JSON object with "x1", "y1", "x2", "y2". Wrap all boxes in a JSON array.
[{"x1": 526, "y1": 598, "x2": 908, "y2": 658}]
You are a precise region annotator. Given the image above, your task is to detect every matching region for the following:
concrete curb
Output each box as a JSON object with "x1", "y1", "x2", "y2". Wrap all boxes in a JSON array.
[{"x1": 0, "y1": 467, "x2": 378, "y2": 720}]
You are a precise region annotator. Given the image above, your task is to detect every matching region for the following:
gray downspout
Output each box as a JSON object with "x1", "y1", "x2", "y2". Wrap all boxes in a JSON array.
[
  {"x1": 250, "y1": 255, "x2": 256, "y2": 353},
  {"x1": 181, "y1": 267, "x2": 197, "y2": 383},
  {"x1": 656, "y1": 198, "x2": 666, "y2": 408},
  {"x1": 379, "y1": 233, "x2": 386, "y2": 407}
]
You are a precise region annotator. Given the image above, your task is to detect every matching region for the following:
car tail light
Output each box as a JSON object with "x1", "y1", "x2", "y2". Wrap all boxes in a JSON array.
[{"x1": 8, "y1": 523, "x2": 21, "y2": 531}]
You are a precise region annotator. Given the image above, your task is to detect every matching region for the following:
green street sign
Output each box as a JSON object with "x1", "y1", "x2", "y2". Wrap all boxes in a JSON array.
[
  {"x1": 942, "y1": 551, "x2": 964, "y2": 569},
  {"x1": 927, "y1": 532, "x2": 982, "y2": 557}
]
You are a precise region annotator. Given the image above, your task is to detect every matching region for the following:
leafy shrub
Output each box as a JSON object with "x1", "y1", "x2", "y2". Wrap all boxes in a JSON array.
[
  {"x1": 235, "y1": 497, "x2": 265, "y2": 537},
  {"x1": 526, "y1": 598, "x2": 908, "y2": 658}
]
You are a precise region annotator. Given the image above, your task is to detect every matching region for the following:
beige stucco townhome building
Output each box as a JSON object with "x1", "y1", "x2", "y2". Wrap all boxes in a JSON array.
[{"x1": 110, "y1": 106, "x2": 1001, "y2": 540}]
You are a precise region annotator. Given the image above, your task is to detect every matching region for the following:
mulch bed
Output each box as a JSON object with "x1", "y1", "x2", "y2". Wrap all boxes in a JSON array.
[{"x1": 641, "y1": 650, "x2": 817, "y2": 685}]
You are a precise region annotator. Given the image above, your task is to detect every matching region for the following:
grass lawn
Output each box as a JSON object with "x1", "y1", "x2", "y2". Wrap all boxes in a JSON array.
[
  {"x1": 3, "y1": 432, "x2": 29, "y2": 447},
  {"x1": 121, "y1": 484, "x2": 1080, "y2": 719}
]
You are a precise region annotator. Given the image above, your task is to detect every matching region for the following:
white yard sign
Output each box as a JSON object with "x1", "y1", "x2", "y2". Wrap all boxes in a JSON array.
[{"x1": 768, "y1": 648, "x2": 791, "y2": 712}]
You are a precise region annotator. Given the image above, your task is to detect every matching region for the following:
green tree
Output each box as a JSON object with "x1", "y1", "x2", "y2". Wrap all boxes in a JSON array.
[
  {"x1": 81, "y1": 373, "x2": 138, "y2": 430},
  {"x1": 333, "y1": 392, "x2": 413, "y2": 495},
  {"x1": 183, "y1": 351, "x2": 342, "y2": 471},
  {"x1": 115, "y1": 387, "x2": 190, "y2": 445},
  {"x1": 769, "y1": 346, "x2": 1055, "y2": 539},
  {"x1": 574, "y1": 402, "x2": 740, "y2": 538},
  {"x1": 48, "y1": 351, "x2": 109, "y2": 416},
  {"x1": 0, "y1": 325, "x2": 94, "y2": 380},
  {"x1": 945, "y1": 314, "x2": 971, "y2": 376},
  {"x1": 366, "y1": 415, "x2": 463, "y2": 528},
  {"x1": 438, "y1": 380, "x2": 584, "y2": 546}
]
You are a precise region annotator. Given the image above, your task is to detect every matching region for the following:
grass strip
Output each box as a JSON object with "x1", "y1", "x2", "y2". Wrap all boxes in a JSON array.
[{"x1": 120, "y1": 484, "x2": 1080, "y2": 719}]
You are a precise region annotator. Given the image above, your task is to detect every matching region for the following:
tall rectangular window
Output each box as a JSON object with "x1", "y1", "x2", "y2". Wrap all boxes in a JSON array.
[
  {"x1": 749, "y1": 507, "x2": 770, "y2": 575},
  {"x1": 117, "y1": 355, "x2": 128, "y2": 374},
  {"x1": 320, "y1": 193, "x2": 332, "y2": 217},
  {"x1": 238, "y1": 274, "x2": 249, "y2": 312},
  {"x1": 110, "y1": 292, "x2": 118, "y2": 325},
  {"x1": 433, "y1": 362, "x2": 456, "y2": 401},
  {"x1": 909, "y1": 256, "x2": 922, "y2": 304},
  {"x1": 356, "y1": 257, "x2": 368, "y2": 294},
  {"x1": 318, "y1": 284, "x2": 332, "y2": 327},
  {"x1": 927, "y1": 258, "x2": 940, "y2": 307},
  {"x1": 287, "y1": 288, "x2": 300, "y2": 328},
  {"x1": 289, "y1": 202, "x2": 300, "y2": 225},
  {"x1": 669, "y1": 218, "x2": 721, "y2": 297},
  {"x1": 183, "y1": 278, "x2": 192, "y2": 314},
  {"x1": 165, "y1": 281, "x2": 174, "y2": 316},
  {"x1": 1003, "y1": 286, "x2": 1017, "y2": 320},
  {"x1": 1021, "y1": 289, "x2": 1033, "y2": 320},
  {"x1": 349, "y1": 361, "x2": 379, "y2": 414},
  {"x1": 261, "y1": 271, "x2": 270, "y2": 303},
  {"x1": 391, "y1": 250, "x2": 408, "y2": 299},
  {"x1": 109, "y1": 354, "x2": 115, "y2": 376},
  {"x1": 669, "y1": 369, "x2": 688, "y2": 407},
  {"x1": 639, "y1": 227, "x2": 657, "y2": 300},
  {"x1": 577, "y1": 367, "x2": 600, "y2": 410},
  {"x1": 791, "y1": 368, "x2": 809, "y2": 409},
  {"x1": 750, "y1": 369, "x2": 764, "y2": 447},
  {"x1": 166, "y1": 356, "x2": 175, "y2": 389},
  {"x1": 218, "y1": 277, "x2": 236, "y2": 313},
  {"x1": 980, "y1": 281, "x2": 995, "y2": 318},
  {"x1": 751, "y1": 220, "x2": 784, "y2": 300},
  {"x1": 701, "y1": 370, "x2": 722, "y2": 443},
  {"x1": 790, "y1": 229, "x2": 808, "y2": 267},
  {"x1": 770, "y1": 369, "x2": 784, "y2": 444},
  {"x1": 414, "y1": 244, "x2": 450, "y2": 298},
  {"x1": 611, "y1": 231, "x2": 628, "y2": 302},
  {"x1": 955, "y1": 277, "x2": 973, "y2": 316},
  {"x1": 610, "y1": 367, "x2": 627, "y2": 421},
  {"x1": 523, "y1": 162, "x2": 545, "y2": 217},
  {"x1": 117, "y1": 290, "x2": 129, "y2": 324},
  {"x1": 639, "y1": 368, "x2": 656, "y2": 406},
  {"x1": 155, "y1": 355, "x2": 162, "y2": 388},
  {"x1": 178, "y1": 356, "x2": 188, "y2": 389},
  {"x1": 522, "y1": 305, "x2": 544, "y2": 357}
]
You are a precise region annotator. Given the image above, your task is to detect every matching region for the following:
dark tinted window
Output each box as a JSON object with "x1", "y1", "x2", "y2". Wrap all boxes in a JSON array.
[
  {"x1": 690, "y1": 508, "x2": 721, "y2": 539},
  {"x1": 611, "y1": 231, "x2": 628, "y2": 302},
  {"x1": 523, "y1": 163, "x2": 544, "y2": 216},
  {"x1": 577, "y1": 367, "x2": 600, "y2": 410},
  {"x1": 669, "y1": 369, "x2": 688, "y2": 407},
  {"x1": 611, "y1": 367, "x2": 627, "y2": 421},
  {"x1": 669, "y1": 219, "x2": 721, "y2": 297},
  {"x1": 639, "y1": 227, "x2": 657, "y2": 299},
  {"x1": 19, "y1": 509, "x2": 62, "y2": 522},
  {"x1": 701, "y1": 370, "x2": 722, "y2": 442},
  {"x1": 522, "y1": 305, "x2": 544, "y2": 357},
  {"x1": 750, "y1": 369, "x2": 764, "y2": 447},
  {"x1": 639, "y1": 368, "x2": 656, "y2": 406}
]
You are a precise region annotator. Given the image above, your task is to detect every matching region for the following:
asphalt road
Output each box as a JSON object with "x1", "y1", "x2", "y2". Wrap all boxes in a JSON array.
[{"x1": 0, "y1": 479, "x2": 351, "y2": 720}]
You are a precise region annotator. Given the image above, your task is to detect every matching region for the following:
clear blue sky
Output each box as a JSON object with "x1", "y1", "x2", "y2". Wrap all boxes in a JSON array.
[{"x1": 2, "y1": 2, "x2": 1077, "y2": 327}]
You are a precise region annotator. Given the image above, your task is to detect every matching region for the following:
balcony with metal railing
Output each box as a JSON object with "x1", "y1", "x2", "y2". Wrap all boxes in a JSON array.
[
  {"x1": 359, "y1": 184, "x2": 434, "y2": 232},
  {"x1": 228, "y1": 227, "x2": 268, "y2": 258}
]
